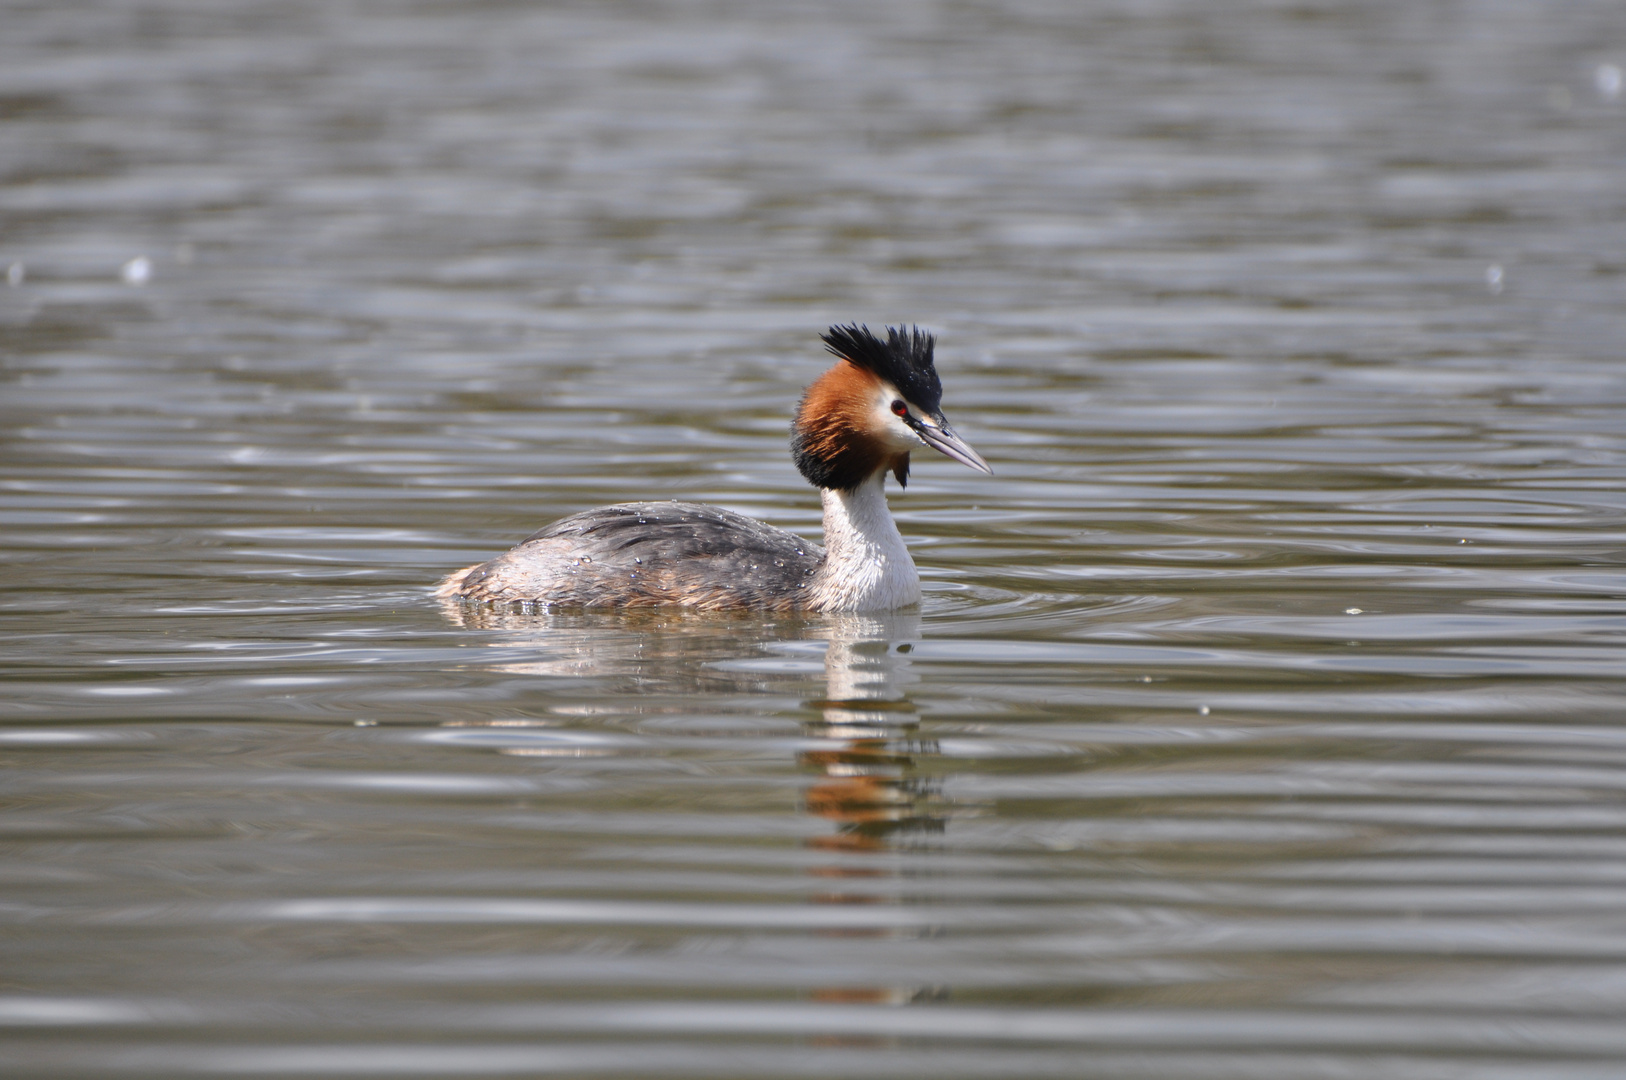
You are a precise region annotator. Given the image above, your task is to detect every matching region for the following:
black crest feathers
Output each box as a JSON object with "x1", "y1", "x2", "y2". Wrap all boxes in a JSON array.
[
  {"x1": 820, "y1": 324, "x2": 943, "y2": 414},
  {"x1": 792, "y1": 324, "x2": 940, "y2": 491}
]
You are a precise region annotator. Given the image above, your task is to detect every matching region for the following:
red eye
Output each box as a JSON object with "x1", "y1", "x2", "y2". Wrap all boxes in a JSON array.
[{"x1": 890, "y1": 400, "x2": 908, "y2": 417}]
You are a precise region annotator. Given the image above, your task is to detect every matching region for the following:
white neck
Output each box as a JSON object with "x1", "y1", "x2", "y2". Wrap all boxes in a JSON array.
[{"x1": 807, "y1": 473, "x2": 921, "y2": 612}]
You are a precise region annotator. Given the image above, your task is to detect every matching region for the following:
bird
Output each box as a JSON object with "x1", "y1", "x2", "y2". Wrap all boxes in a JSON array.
[{"x1": 435, "y1": 324, "x2": 990, "y2": 612}]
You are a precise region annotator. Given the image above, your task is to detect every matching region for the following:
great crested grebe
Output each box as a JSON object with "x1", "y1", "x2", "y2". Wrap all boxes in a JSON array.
[{"x1": 436, "y1": 324, "x2": 990, "y2": 612}]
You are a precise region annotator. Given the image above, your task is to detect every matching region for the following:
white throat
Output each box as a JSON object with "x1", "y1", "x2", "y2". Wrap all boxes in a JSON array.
[{"x1": 808, "y1": 473, "x2": 921, "y2": 612}]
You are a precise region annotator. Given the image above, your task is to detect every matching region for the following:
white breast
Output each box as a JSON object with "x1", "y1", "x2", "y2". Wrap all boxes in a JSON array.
[{"x1": 807, "y1": 474, "x2": 921, "y2": 612}]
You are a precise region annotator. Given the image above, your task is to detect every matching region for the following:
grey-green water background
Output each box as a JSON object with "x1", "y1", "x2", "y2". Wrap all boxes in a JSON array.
[{"x1": 4, "y1": 1, "x2": 1626, "y2": 1076}]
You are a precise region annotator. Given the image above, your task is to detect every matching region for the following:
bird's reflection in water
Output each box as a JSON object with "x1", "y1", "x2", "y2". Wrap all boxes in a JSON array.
[
  {"x1": 437, "y1": 602, "x2": 950, "y2": 1005},
  {"x1": 803, "y1": 613, "x2": 941, "y2": 854},
  {"x1": 802, "y1": 613, "x2": 949, "y2": 1007}
]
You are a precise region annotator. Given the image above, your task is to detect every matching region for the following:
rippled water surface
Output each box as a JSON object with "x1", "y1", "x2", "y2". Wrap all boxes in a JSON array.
[{"x1": 5, "y1": 1, "x2": 1626, "y2": 1076}]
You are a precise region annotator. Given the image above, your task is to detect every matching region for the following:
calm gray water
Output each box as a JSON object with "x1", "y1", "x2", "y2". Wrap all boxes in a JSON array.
[{"x1": 4, "y1": 1, "x2": 1626, "y2": 1076}]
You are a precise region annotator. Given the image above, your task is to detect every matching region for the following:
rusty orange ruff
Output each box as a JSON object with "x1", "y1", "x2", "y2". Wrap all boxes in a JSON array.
[{"x1": 794, "y1": 361, "x2": 909, "y2": 488}]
